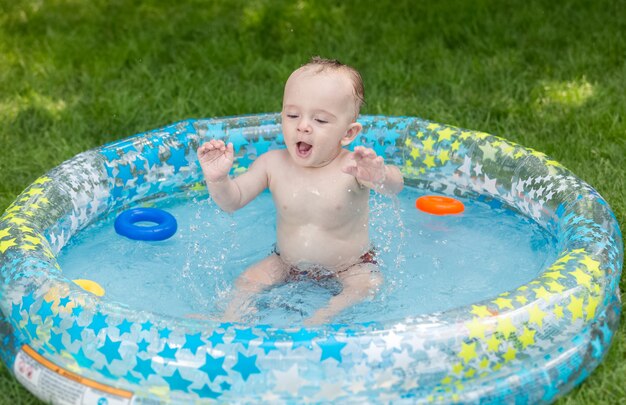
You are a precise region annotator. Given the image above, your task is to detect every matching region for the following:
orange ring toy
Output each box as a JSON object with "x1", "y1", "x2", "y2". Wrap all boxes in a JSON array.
[{"x1": 416, "y1": 195, "x2": 465, "y2": 215}]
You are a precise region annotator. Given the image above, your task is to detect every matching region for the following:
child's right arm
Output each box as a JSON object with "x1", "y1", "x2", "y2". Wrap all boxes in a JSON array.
[{"x1": 197, "y1": 140, "x2": 269, "y2": 213}]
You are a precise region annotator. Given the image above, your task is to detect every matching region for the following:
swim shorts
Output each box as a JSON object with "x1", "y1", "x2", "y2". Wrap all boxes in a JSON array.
[{"x1": 272, "y1": 245, "x2": 378, "y2": 281}]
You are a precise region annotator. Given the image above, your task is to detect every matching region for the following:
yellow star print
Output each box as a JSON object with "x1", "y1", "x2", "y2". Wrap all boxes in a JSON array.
[
  {"x1": 9, "y1": 217, "x2": 27, "y2": 226},
  {"x1": 530, "y1": 150, "x2": 548, "y2": 159},
  {"x1": 546, "y1": 280, "x2": 566, "y2": 293},
  {"x1": 567, "y1": 295, "x2": 584, "y2": 321},
  {"x1": 547, "y1": 263, "x2": 566, "y2": 272},
  {"x1": 466, "y1": 317, "x2": 487, "y2": 339},
  {"x1": 437, "y1": 127, "x2": 456, "y2": 142},
  {"x1": 542, "y1": 270, "x2": 566, "y2": 280},
  {"x1": 519, "y1": 327, "x2": 536, "y2": 348},
  {"x1": 437, "y1": 149, "x2": 450, "y2": 165},
  {"x1": 570, "y1": 268, "x2": 592, "y2": 289},
  {"x1": 0, "y1": 238, "x2": 18, "y2": 253},
  {"x1": 553, "y1": 304, "x2": 564, "y2": 319},
  {"x1": 545, "y1": 159, "x2": 563, "y2": 168},
  {"x1": 470, "y1": 305, "x2": 492, "y2": 318},
  {"x1": 4, "y1": 204, "x2": 20, "y2": 214},
  {"x1": 497, "y1": 318, "x2": 516, "y2": 339},
  {"x1": 585, "y1": 295, "x2": 600, "y2": 321},
  {"x1": 191, "y1": 182, "x2": 206, "y2": 192},
  {"x1": 422, "y1": 137, "x2": 436, "y2": 151},
  {"x1": 503, "y1": 347, "x2": 516, "y2": 362},
  {"x1": 33, "y1": 177, "x2": 51, "y2": 185},
  {"x1": 515, "y1": 295, "x2": 528, "y2": 305},
  {"x1": 499, "y1": 142, "x2": 516, "y2": 156},
  {"x1": 458, "y1": 341, "x2": 477, "y2": 364},
  {"x1": 479, "y1": 357, "x2": 490, "y2": 369},
  {"x1": 528, "y1": 305, "x2": 546, "y2": 328},
  {"x1": 25, "y1": 188, "x2": 44, "y2": 196},
  {"x1": 423, "y1": 155, "x2": 436, "y2": 168},
  {"x1": 533, "y1": 286, "x2": 552, "y2": 300},
  {"x1": 492, "y1": 297, "x2": 514, "y2": 310},
  {"x1": 556, "y1": 252, "x2": 576, "y2": 263},
  {"x1": 580, "y1": 255, "x2": 602, "y2": 276},
  {"x1": 23, "y1": 235, "x2": 42, "y2": 245},
  {"x1": 486, "y1": 334, "x2": 500, "y2": 352},
  {"x1": 0, "y1": 228, "x2": 11, "y2": 239},
  {"x1": 514, "y1": 151, "x2": 526, "y2": 159}
]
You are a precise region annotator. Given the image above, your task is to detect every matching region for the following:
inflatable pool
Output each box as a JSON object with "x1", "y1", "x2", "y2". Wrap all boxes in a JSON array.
[{"x1": 0, "y1": 114, "x2": 622, "y2": 403}]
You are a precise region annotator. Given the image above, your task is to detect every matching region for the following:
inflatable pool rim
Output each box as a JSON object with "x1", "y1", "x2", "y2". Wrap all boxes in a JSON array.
[{"x1": 0, "y1": 113, "x2": 621, "y2": 403}]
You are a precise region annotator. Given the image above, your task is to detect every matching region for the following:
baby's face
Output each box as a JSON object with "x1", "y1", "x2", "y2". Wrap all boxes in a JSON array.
[{"x1": 281, "y1": 68, "x2": 360, "y2": 168}]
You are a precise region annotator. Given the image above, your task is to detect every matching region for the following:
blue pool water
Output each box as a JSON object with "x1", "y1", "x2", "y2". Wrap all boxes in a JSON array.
[{"x1": 57, "y1": 187, "x2": 558, "y2": 326}]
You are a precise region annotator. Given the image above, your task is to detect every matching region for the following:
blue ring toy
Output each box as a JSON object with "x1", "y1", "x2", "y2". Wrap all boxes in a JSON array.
[{"x1": 114, "y1": 207, "x2": 177, "y2": 241}]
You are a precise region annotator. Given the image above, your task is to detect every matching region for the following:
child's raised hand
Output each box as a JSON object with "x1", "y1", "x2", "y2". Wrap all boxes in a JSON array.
[
  {"x1": 343, "y1": 146, "x2": 386, "y2": 185},
  {"x1": 197, "y1": 140, "x2": 235, "y2": 182}
]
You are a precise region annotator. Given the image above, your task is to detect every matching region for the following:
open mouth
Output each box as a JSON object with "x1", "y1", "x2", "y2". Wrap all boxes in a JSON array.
[{"x1": 296, "y1": 141, "x2": 313, "y2": 158}]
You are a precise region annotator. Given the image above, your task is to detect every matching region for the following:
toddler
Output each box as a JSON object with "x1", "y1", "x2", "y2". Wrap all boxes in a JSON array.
[{"x1": 197, "y1": 57, "x2": 403, "y2": 325}]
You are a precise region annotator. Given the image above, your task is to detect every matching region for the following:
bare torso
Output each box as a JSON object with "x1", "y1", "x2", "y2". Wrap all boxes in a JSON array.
[{"x1": 265, "y1": 149, "x2": 370, "y2": 271}]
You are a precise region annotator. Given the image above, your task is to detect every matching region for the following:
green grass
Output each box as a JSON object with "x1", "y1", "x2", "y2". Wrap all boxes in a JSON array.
[{"x1": 0, "y1": 0, "x2": 624, "y2": 403}]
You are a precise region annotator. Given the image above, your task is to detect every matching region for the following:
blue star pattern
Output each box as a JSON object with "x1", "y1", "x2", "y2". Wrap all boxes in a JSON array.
[
  {"x1": 137, "y1": 338, "x2": 150, "y2": 352},
  {"x1": 21, "y1": 292, "x2": 36, "y2": 313},
  {"x1": 98, "y1": 336, "x2": 123, "y2": 364},
  {"x1": 166, "y1": 147, "x2": 189, "y2": 174},
  {"x1": 11, "y1": 302, "x2": 22, "y2": 322},
  {"x1": 73, "y1": 347, "x2": 95, "y2": 369},
  {"x1": 259, "y1": 338, "x2": 277, "y2": 354},
  {"x1": 164, "y1": 369, "x2": 193, "y2": 392},
  {"x1": 208, "y1": 331, "x2": 225, "y2": 346},
  {"x1": 48, "y1": 330, "x2": 64, "y2": 351},
  {"x1": 116, "y1": 164, "x2": 134, "y2": 186},
  {"x1": 233, "y1": 328, "x2": 258, "y2": 349},
  {"x1": 288, "y1": 328, "x2": 318, "y2": 350},
  {"x1": 158, "y1": 327, "x2": 171, "y2": 339},
  {"x1": 117, "y1": 319, "x2": 133, "y2": 335},
  {"x1": 232, "y1": 352, "x2": 261, "y2": 381},
  {"x1": 199, "y1": 353, "x2": 228, "y2": 382},
  {"x1": 0, "y1": 114, "x2": 621, "y2": 403},
  {"x1": 158, "y1": 343, "x2": 178, "y2": 360},
  {"x1": 123, "y1": 371, "x2": 141, "y2": 385},
  {"x1": 182, "y1": 332, "x2": 204, "y2": 355},
  {"x1": 67, "y1": 321, "x2": 84, "y2": 343},
  {"x1": 133, "y1": 357, "x2": 155, "y2": 379},
  {"x1": 88, "y1": 313, "x2": 109, "y2": 335},
  {"x1": 193, "y1": 384, "x2": 222, "y2": 399},
  {"x1": 24, "y1": 318, "x2": 39, "y2": 340},
  {"x1": 36, "y1": 299, "x2": 54, "y2": 321},
  {"x1": 317, "y1": 334, "x2": 347, "y2": 362}
]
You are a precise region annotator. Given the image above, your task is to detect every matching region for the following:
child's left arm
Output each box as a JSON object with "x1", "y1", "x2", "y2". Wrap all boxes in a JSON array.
[{"x1": 343, "y1": 146, "x2": 404, "y2": 195}]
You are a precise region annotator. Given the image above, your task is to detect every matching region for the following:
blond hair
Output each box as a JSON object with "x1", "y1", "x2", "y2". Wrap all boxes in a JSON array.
[{"x1": 301, "y1": 56, "x2": 365, "y2": 117}]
